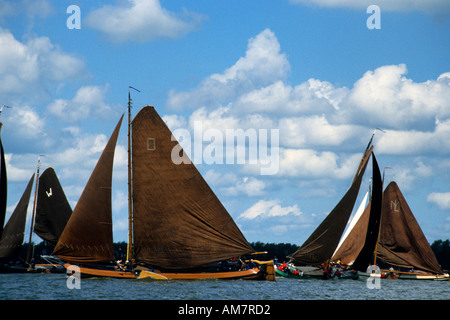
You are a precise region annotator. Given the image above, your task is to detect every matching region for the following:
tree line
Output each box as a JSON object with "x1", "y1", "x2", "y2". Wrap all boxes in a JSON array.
[{"x1": 13, "y1": 239, "x2": 450, "y2": 271}]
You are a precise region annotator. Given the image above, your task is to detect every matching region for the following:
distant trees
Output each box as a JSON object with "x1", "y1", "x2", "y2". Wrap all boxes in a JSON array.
[
  {"x1": 12, "y1": 239, "x2": 450, "y2": 271},
  {"x1": 252, "y1": 240, "x2": 450, "y2": 271},
  {"x1": 431, "y1": 239, "x2": 450, "y2": 271},
  {"x1": 249, "y1": 241, "x2": 298, "y2": 262}
]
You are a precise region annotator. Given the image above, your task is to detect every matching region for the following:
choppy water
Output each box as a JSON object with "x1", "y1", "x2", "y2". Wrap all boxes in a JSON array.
[{"x1": 1, "y1": 273, "x2": 449, "y2": 300}]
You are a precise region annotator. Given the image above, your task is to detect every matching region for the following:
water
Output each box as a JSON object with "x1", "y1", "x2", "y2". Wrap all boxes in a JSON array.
[{"x1": 1, "y1": 273, "x2": 449, "y2": 300}]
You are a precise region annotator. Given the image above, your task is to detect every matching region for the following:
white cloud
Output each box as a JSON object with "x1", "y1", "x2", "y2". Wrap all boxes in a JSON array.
[
  {"x1": 3, "y1": 153, "x2": 34, "y2": 181},
  {"x1": 427, "y1": 192, "x2": 450, "y2": 209},
  {"x1": 5, "y1": 104, "x2": 45, "y2": 139},
  {"x1": 343, "y1": 64, "x2": 450, "y2": 130},
  {"x1": 47, "y1": 85, "x2": 116, "y2": 122},
  {"x1": 0, "y1": 27, "x2": 86, "y2": 100},
  {"x1": 85, "y1": 0, "x2": 204, "y2": 43},
  {"x1": 289, "y1": 0, "x2": 450, "y2": 14},
  {"x1": 279, "y1": 115, "x2": 363, "y2": 148},
  {"x1": 167, "y1": 28, "x2": 290, "y2": 110},
  {"x1": 0, "y1": 0, "x2": 54, "y2": 20},
  {"x1": 239, "y1": 199, "x2": 302, "y2": 220},
  {"x1": 276, "y1": 148, "x2": 362, "y2": 179},
  {"x1": 235, "y1": 79, "x2": 348, "y2": 115},
  {"x1": 224, "y1": 177, "x2": 266, "y2": 197},
  {"x1": 376, "y1": 119, "x2": 450, "y2": 155}
]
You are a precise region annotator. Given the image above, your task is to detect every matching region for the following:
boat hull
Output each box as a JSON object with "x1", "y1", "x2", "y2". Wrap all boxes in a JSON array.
[
  {"x1": 64, "y1": 263, "x2": 270, "y2": 280},
  {"x1": 138, "y1": 267, "x2": 264, "y2": 280},
  {"x1": 275, "y1": 264, "x2": 358, "y2": 280},
  {"x1": 0, "y1": 263, "x2": 48, "y2": 273},
  {"x1": 64, "y1": 264, "x2": 137, "y2": 279},
  {"x1": 359, "y1": 270, "x2": 449, "y2": 281}
]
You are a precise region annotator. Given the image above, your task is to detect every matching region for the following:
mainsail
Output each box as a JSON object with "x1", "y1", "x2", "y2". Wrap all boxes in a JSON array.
[
  {"x1": 131, "y1": 106, "x2": 254, "y2": 269},
  {"x1": 288, "y1": 146, "x2": 373, "y2": 266},
  {"x1": 351, "y1": 153, "x2": 383, "y2": 272},
  {"x1": 376, "y1": 182, "x2": 443, "y2": 274},
  {"x1": 53, "y1": 116, "x2": 123, "y2": 264},
  {"x1": 0, "y1": 174, "x2": 35, "y2": 258},
  {"x1": 34, "y1": 167, "x2": 72, "y2": 245}
]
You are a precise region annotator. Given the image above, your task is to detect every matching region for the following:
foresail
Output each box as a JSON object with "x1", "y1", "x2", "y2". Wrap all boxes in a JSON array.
[
  {"x1": 332, "y1": 191, "x2": 368, "y2": 261},
  {"x1": 376, "y1": 182, "x2": 443, "y2": 274},
  {"x1": 53, "y1": 116, "x2": 123, "y2": 264},
  {"x1": 34, "y1": 167, "x2": 72, "y2": 245},
  {"x1": 0, "y1": 174, "x2": 34, "y2": 258},
  {"x1": 131, "y1": 106, "x2": 254, "y2": 269},
  {"x1": 289, "y1": 147, "x2": 372, "y2": 265},
  {"x1": 331, "y1": 200, "x2": 371, "y2": 265}
]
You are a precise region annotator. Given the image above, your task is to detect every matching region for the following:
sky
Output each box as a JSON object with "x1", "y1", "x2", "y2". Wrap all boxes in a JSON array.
[{"x1": 0, "y1": 0, "x2": 449, "y2": 248}]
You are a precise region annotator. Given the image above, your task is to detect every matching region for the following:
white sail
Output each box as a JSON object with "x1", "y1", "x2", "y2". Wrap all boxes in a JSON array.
[{"x1": 332, "y1": 191, "x2": 368, "y2": 258}]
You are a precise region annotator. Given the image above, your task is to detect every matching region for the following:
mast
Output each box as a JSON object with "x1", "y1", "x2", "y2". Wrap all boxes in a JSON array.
[
  {"x1": 126, "y1": 86, "x2": 139, "y2": 263},
  {"x1": 26, "y1": 155, "x2": 43, "y2": 265},
  {"x1": 372, "y1": 167, "x2": 390, "y2": 265}
]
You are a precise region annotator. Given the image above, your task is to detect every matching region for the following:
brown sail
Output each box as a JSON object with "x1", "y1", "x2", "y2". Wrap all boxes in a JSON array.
[
  {"x1": 331, "y1": 200, "x2": 371, "y2": 265},
  {"x1": 351, "y1": 153, "x2": 383, "y2": 272},
  {"x1": 53, "y1": 116, "x2": 123, "y2": 264},
  {"x1": 287, "y1": 147, "x2": 373, "y2": 266},
  {"x1": 131, "y1": 106, "x2": 254, "y2": 269},
  {"x1": 376, "y1": 182, "x2": 443, "y2": 274},
  {"x1": 34, "y1": 167, "x2": 72, "y2": 245},
  {"x1": 0, "y1": 174, "x2": 34, "y2": 258}
]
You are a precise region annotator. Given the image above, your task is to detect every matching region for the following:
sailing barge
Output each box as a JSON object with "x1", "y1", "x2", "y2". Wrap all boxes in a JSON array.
[
  {"x1": 53, "y1": 105, "x2": 275, "y2": 281},
  {"x1": 275, "y1": 138, "x2": 377, "y2": 279},
  {"x1": 334, "y1": 181, "x2": 449, "y2": 280}
]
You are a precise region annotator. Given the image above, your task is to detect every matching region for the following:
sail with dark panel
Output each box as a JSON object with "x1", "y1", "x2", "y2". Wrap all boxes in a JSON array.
[
  {"x1": 0, "y1": 174, "x2": 35, "y2": 258},
  {"x1": 34, "y1": 167, "x2": 72, "y2": 245}
]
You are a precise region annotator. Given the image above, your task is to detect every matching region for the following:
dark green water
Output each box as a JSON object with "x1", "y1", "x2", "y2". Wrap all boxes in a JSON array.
[{"x1": 1, "y1": 273, "x2": 449, "y2": 300}]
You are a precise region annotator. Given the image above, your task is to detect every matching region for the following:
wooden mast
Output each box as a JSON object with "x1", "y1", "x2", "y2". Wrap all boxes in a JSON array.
[
  {"x1": 26, "y1": 155, "x2": 43, "y2": 265},
  {"x1": 126, "y1": 87, "x2": 139, "y2": 264}
]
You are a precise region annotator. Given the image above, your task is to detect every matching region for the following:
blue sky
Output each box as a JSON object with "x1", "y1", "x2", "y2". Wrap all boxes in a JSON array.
[{"x1": 1, "y1": 0, "x2": 449, "y2": 247}]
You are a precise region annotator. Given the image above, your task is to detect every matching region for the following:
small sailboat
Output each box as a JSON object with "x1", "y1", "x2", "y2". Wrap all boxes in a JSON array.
[
  {"x1": 33, "y1": 167, "x2": 72, "y2": 272},
  {"x1": 359, "y1": 182, "x2": 448, "y2": 280},
  {"x1": 0, "y1": 115, "x2": 41, "y2": 272},
  {"x1": 277, "y1": 142, "x2": 375, "y2": 279},
  {"x1": 0, "y1": 174, "x2": 35, "y2": 272},
  {"x1": 53, "y1": 102, "x2": 274, "y2": 280}
]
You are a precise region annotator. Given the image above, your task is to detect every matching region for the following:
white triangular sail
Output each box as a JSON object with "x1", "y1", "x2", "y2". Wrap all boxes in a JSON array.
[{"x1": 332, "y1": 191, "x2": 368, "y2": 258}]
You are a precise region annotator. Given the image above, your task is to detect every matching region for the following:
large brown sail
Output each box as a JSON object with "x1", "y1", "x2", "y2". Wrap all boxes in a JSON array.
[
  {"x1": 0, "y1": 174, "x2": 34, "y2": 258},
  {"x1": 34, "y1": 167, "x2": 72, "y2": 245},
  {"x1": 351, "y1": 153, "x2": 383, "y2": 272},
  {"x1": 288, "y1": 147, "x2": 372, "y2": 265},
  {"x1": 331, "y1": 199, "x2": 371, "y2": 265},
  {"x1": 131, "y1": 106, "x2": 254, "y2": 269},
  {"x1": 376, "y1": 182, "x2": 443, "y2": 274},
  {"x1": 53, "y1": 116, "x2": 123, "y2": 264}
]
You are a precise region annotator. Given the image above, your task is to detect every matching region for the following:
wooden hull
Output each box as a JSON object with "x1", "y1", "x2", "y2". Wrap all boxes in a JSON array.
[
  {"x1": 138, "y1": 267, "x2": 264, "y2": 280},
  {"x1": 275, "y1": 264, "x2": 358, "y2": 280},
  {"x1": 64, "y1": 263, "x2": 271, "y2": 280},
  {"x1": 359, "y1": 270, "x2": 449, "y2": 281},
  {"x1": 64, "y1": 264, "x2": 137, "y2": 279},
  {"x1": 275, "y1": 269, "x2": 305, "y2": 279}
]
